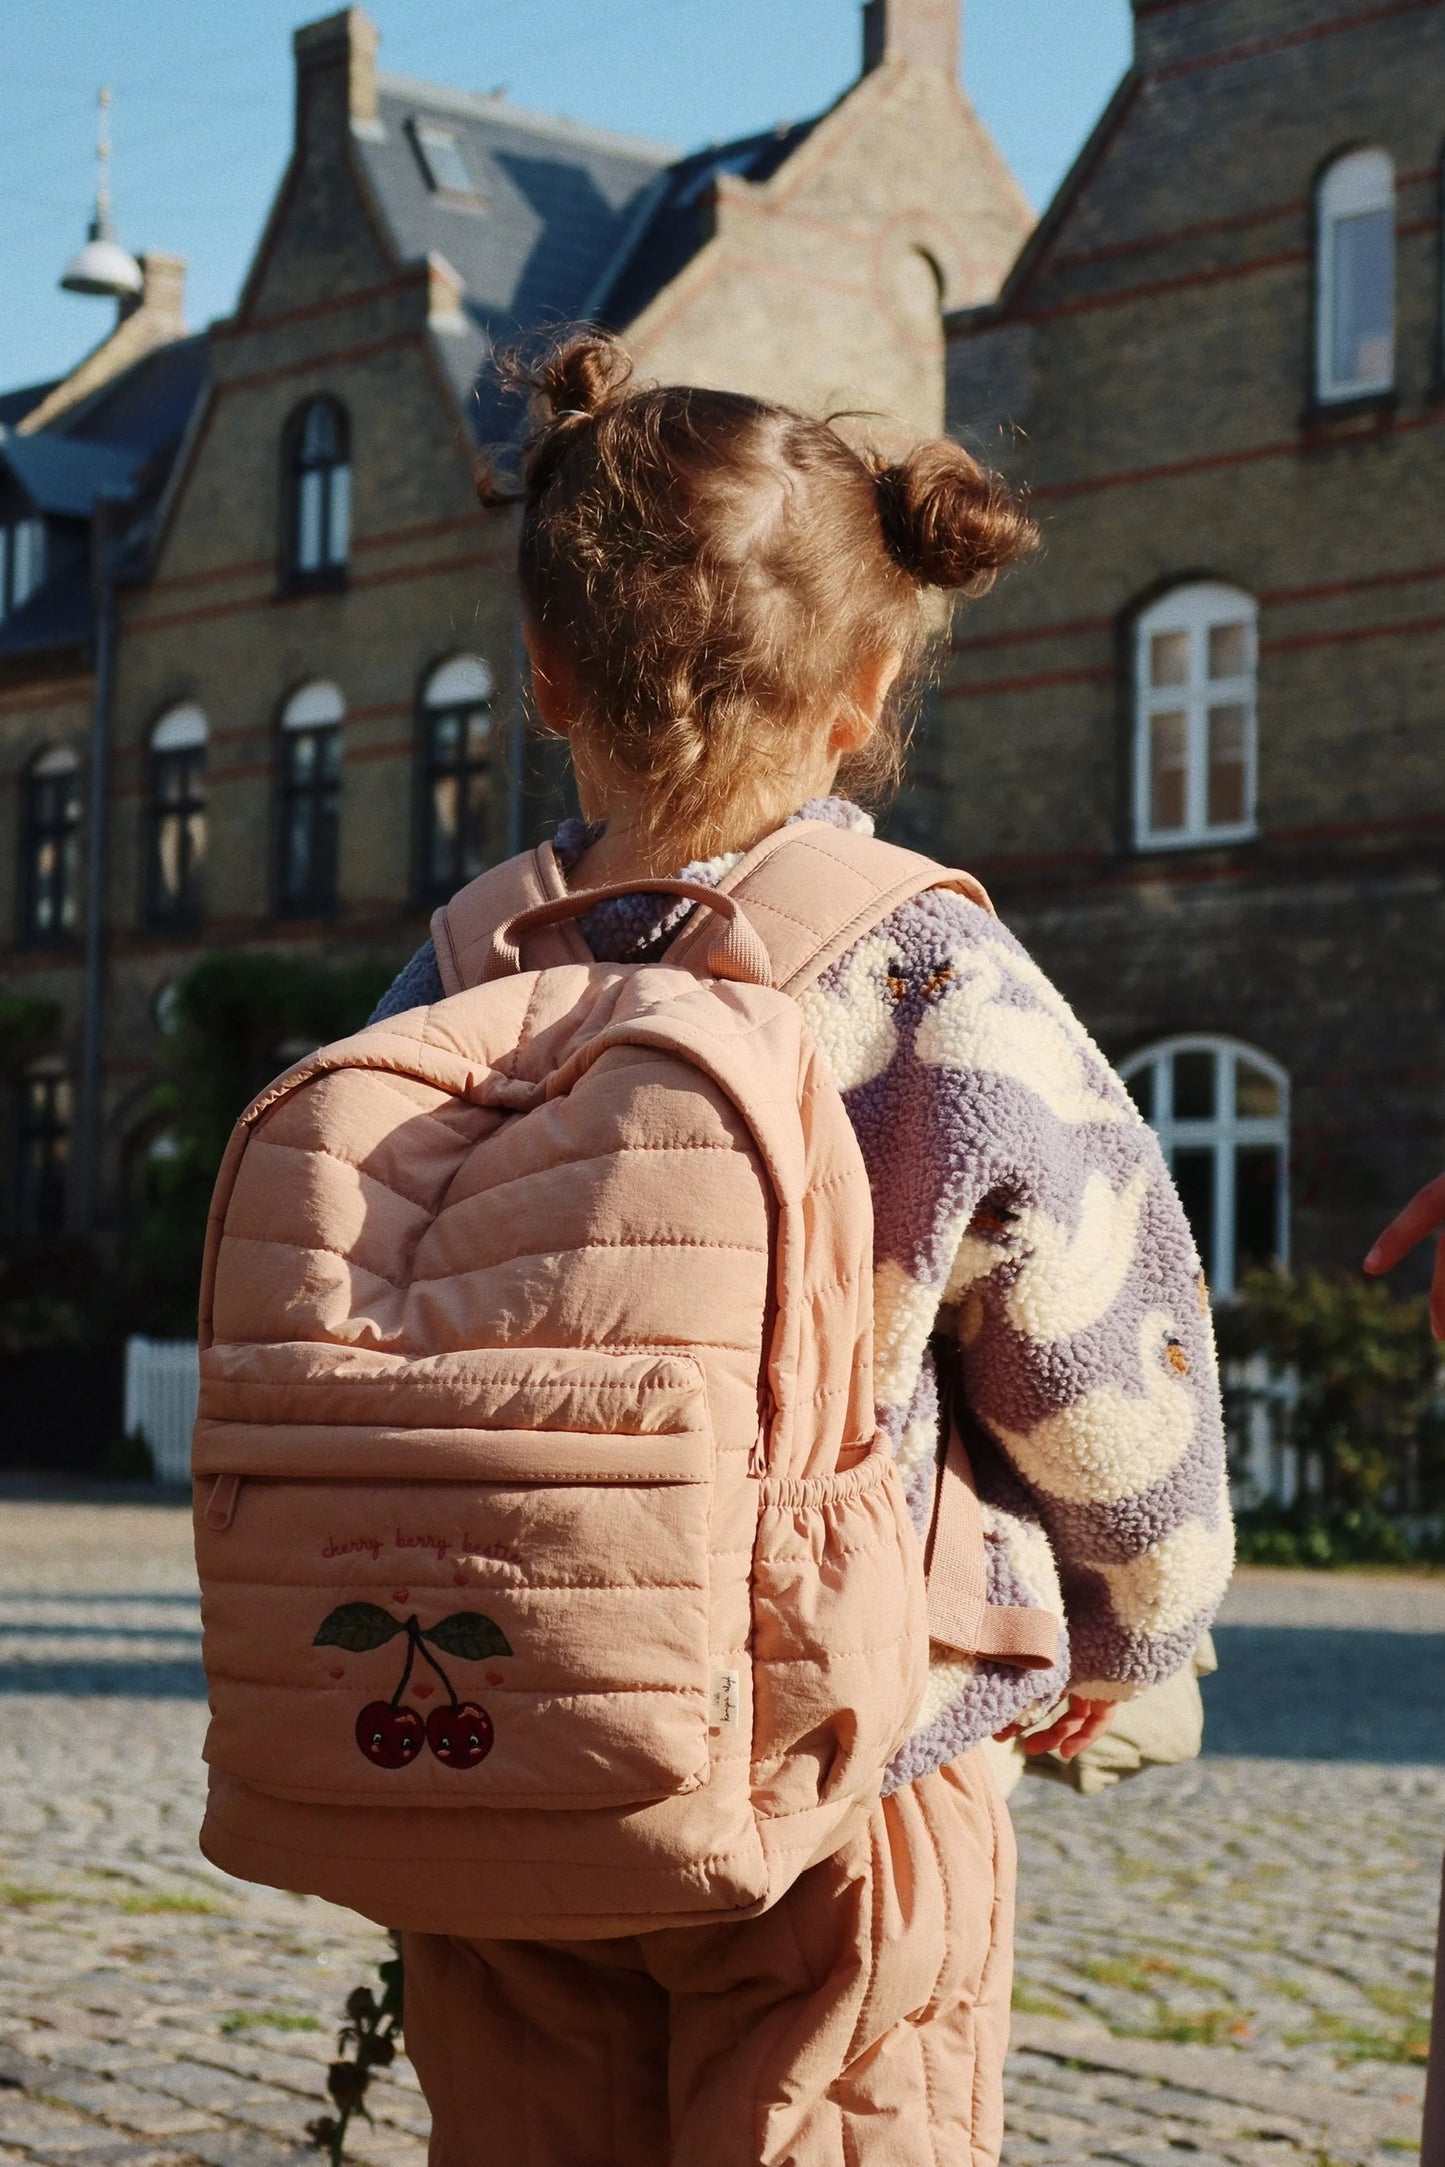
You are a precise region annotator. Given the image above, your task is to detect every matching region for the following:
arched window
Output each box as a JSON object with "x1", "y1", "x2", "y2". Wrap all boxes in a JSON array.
[
  {"x1": 287, "y1": 398, "x2": 351, "y2": 581},
  {"x1": 1121, "y1": 1037, "x2": 1289, "y2": 1297},
  {"x1": 1316, "y1": 148, "x2": 1395, "y2": 403},
  {"x1": 22, "y1": 746, "x2": 82, "y2": 943},
  {"x1": 147, "y1": 704, "x2": 207, "y2": 927},
  {"x1": 1134, "y1": 583, "x2": 1257, "y2": 850},
  {"x1": 278, "y1": 681, "x2": 343, "y2": 916},
  {"x1": 418, "y1": 655, "x2": 494, "y2": 897},
  {"x1": 15, "y1": 1057, "x2": 71, "y2": 1237}
]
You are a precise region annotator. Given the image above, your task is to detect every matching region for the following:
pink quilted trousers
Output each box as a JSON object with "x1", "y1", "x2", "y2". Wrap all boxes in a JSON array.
[{"x1": 402, "y1": 1747, "x2": 1016, "y2": 2166}]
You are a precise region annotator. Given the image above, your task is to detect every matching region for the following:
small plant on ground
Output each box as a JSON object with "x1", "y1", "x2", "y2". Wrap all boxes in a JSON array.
[{"x1": 307, "y1": 1935, "x2": 404, "y2": 2165}]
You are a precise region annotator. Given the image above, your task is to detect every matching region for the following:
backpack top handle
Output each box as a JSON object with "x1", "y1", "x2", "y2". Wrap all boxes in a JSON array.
[{"x1": 484, "y1": 878, "x2": 774, "y2": 988}]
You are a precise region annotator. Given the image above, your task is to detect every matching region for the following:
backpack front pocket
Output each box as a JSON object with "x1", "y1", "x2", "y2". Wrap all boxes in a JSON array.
[{"x1": 194, "y1": 1346, "x2": 715, "y2": 1810}]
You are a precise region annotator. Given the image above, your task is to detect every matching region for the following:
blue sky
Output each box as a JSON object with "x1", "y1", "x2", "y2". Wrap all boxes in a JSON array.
[{"x1": 0, "y1": 0, "x2": 1132, "y2": 391}]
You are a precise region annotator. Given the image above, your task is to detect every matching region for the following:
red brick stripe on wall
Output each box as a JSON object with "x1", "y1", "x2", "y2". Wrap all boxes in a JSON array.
[
  {"x1": 1017, "y1": 247, "x2": 1307, "y2": 325},
  {"x1": 0, "y1": 681, "x2": 92, "y2": 716},
  {"x1": 954, "y1": 615, "x2": 1114, "y2": 654},
  {"x1": 1032, "y1": 405, "x2": 1445, "y2": 502},
  {"x1": 212, "y1": 270, "x2": 426, "y2": 344},
  {"x1": 1157, "y1": 0, "x2": 1445, "y2": 81},
  {"x1": 1263, "y1": 609, "x2": 1445, "y2": 654},
  {"x1": 222, "y1": 330, "x2": 422, "y2": 396},
  {"x1": 941, "y1": 663, "x2": 1116, "y2": 702},
  {"x1": 127, "y1": 548, "x2": 503, "y2": 636}
]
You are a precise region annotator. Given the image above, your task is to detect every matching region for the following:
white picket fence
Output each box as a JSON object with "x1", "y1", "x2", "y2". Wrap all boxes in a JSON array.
[
  {"x1": 123, "y1": 1336, "x2": 199, "y2": 1484},
  {"x1": 1225, "y1": 1353, "x2": 1304, "y2": 1509}
]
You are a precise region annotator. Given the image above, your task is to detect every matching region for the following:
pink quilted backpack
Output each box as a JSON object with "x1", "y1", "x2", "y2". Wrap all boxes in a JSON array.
[{"x1": 193, "y1": 822, "x2": 1056, "y2": 1939}]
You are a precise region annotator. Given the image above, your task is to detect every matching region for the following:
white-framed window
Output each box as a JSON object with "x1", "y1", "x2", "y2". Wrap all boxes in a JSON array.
[
  {"x1": 147, "y1": 703, "x2": 208, "y2": 926},
  {"x1": 418, "y1": 654, "x2": 494, "y2": 897},
  {"x1": 287, "y1": 398, "x2": 350, "y2": 579},
  {"x1": 278, "y1": 681, "x2": 343, "y2": 915},
  {"x1": 1316, "y1": 147, "x2": 1395, "y2": 403},
  {"x1": 1121, "y1": 1036, "x2": 1289, "y2": 1298},
  {"x1": 1134, "y1": 582, "x2": 1257, "y2": 850},
  {"x1": 15, "y1": 1055, "x2": 72, "y2": 1237},
  {"x1": 22, "y1": 744, "x2": 82, "y2": 942}
]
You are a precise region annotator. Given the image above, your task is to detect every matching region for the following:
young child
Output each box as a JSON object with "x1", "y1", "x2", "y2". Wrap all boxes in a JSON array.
[{"x1": 371, "y1": 333, "x2": 1232, "y2": 2166}]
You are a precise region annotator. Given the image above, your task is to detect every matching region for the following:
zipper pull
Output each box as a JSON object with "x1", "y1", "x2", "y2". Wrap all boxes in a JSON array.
[{"x1": 204, "y1": 1473, "x2": 241, "y2": 1531}]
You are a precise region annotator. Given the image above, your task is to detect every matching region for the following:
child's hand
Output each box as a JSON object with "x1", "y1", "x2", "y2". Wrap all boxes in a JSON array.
[
  {"x1": 996, "y1": 1694, "x2": 1117, "y2": 1760},
  {"x1": 1364, "y1": 1172, "x2": 1445, "y2": 1339}
]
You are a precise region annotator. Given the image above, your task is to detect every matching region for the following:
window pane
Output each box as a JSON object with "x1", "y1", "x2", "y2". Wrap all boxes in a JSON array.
[
  {"x1": 1125, "y1": 1064, "x2": 1155, "y2": 1122},
  {"x1": 1236, "y1": 1060, "x2": 1281, "y2": 1120},
  {"x1": 302, "y1": 402, "x2": 340, "y2": 461},
  {"x1": 1172, "y1": 1147, "x2": 1216, "y2": 1278},
  {"x1": 460, "y1": 770, "x2": 488, "y2": 880},
  {"x1": 1208, "y1": 622, "x2": 1248, "y2": 680},
  {"x1": 297, "y1": 470, "x2": 324, "y2": 570},
  {"x1": 433, "y1": 712, "x2": 461, "y2": 763},
  {"x1": 326, "y1": 464, "x2": 351, "y2": 566},
  {"x1": 466, "y1": 709, "x2": 492, "y2": 759},
  {"x1": 418, "y1": 128, "x2": 478, "y2": 196},
  {"x1": 429, "y1": 776, "x2": 459, "y2": 885},
  {"x1": 1236, "y1": 1145, "x2": 1282, "y2": 1276},
  {"x1": 13, "y1": 520, "x2": 45, "y2": 607},
  {"x1": 1173, "y1": 1050, "x2": 1216, "y2": 1120},
  {"x1": 1150, "y1": 631, "x2": 1190, "y2": 688},
  {"x1": 1149, "y1": 710, "x2": 1188, "y2": 831},
  {"x1": 1331, "y1": 207, "x2": 1393, "y2": 387},
  {"x1": 1206, "y1": 704, "x2": 1248, "y2": 826}
]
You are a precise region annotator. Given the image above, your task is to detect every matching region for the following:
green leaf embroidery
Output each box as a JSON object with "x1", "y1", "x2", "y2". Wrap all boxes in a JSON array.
[
  {"x1": 314, "y1": 1603, "x2": 405, "y2": 1653},
  {"x1": 424, "y1": 1612, "x2": 513, "y2": 1661}
]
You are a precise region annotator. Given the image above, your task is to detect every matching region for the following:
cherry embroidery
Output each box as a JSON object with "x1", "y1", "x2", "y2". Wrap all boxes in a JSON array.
[
  {"x1": 355, "y1": 1700, "x2": 424, "y2": 1769},
  {"x1": 313, "y1": 1602, "x2": 512, "y2": 1770},
  {"x1": 426, "y1": 1701, "x2": 494, "y2": 1769}
]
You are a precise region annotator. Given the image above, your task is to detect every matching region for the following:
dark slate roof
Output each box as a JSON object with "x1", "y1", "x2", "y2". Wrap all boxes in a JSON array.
[
  {"x1": 0, "y1": 377, "x2": 60, "y2": 430},
  {"x1": 0, "y1": 432, "x2": 146, "y2": 517},
  {"x1": 0, "y1": 332, "x2": 209, "y2": 665},
  {"x1": 357, "y1": 75, "x2": 818, "y2": 439},
  {"x1": 0, "y1": 569, "x2": 91, "y2": 661},
  {"x1": 358, "y1": 78, "x2": 677, "y2": 432},
  {"x1": 61, "y1": 333, "x2": 208, "y2": 456},
  {"x1": 593, "y1": 120, "x2": 816, "y2": 328}
]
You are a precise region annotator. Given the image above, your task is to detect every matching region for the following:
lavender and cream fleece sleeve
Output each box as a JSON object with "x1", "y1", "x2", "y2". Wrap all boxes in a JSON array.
[{"x1": 796, "y1": 884, "x2": 1233, "y2": 1734}]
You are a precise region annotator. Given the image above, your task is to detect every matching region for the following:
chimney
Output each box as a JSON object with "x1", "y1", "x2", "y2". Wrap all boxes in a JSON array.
[
  {"x1": 861, "y1": 0, "x2": 961, "y2": 77},
  {"x1": 17, "y1": 250, "x2": 189, "y2": 434},
  {"x1": 292, "y1": 7, "x2": 379, "y2": 147},
  {"x1": 120, "y1": 251, "x2": 186, "y2": 333}
]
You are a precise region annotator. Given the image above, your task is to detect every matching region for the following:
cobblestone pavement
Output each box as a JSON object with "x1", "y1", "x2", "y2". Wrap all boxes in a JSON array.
[{"x1": 2, "y1": 1491, "x2": 1442, "y2": 2166}]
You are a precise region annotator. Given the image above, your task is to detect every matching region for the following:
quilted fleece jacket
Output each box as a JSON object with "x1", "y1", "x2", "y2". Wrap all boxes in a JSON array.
[{"x1": 372, "y1": 798, "x2": 1233, "y2": 1792}]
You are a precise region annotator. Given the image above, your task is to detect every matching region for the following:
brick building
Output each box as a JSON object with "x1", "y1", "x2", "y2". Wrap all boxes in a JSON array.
[
  {"x1": 0, "y1": 0, "x2": 1030, "y2": 1255},
  {"x1": 934, "y1": 0, "x2": 1445, "y2": 1292}
]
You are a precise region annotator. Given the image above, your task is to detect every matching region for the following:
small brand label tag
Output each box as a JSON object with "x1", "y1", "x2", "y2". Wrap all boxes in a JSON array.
[{"x1": 709, "y1": 1670, "x2": 740, "y2": 1729}]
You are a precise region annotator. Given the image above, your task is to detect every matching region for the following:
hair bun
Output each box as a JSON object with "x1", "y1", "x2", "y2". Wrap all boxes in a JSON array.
[
  {"x1": 535, "y1": 332, "x2": 634, "y2": 422},
  {"x1": 872, "y1": 441, "x2": 1039, "y2": 594}
]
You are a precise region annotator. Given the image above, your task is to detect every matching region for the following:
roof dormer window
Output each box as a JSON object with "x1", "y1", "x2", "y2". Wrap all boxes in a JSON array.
[
  {"x1": 0, "y1": 518, "x2": 46, "y2": 621},
  {"x1": 413, "y1": 122, "x2": 481, "y2": 201}
]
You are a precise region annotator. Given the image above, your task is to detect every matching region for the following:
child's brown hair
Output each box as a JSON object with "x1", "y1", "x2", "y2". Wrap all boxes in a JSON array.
[{"x1": 481, "y1": 331, "x2": 1038, "y2": 857}]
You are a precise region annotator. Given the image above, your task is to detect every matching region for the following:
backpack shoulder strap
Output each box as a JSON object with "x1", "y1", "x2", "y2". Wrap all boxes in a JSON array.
[
  {"x1": 666, "y1": 820, "x2": 994, "y2": 994},
  {"x1": 431, "y1": 841, "x2": 590, "y2": 995}
]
